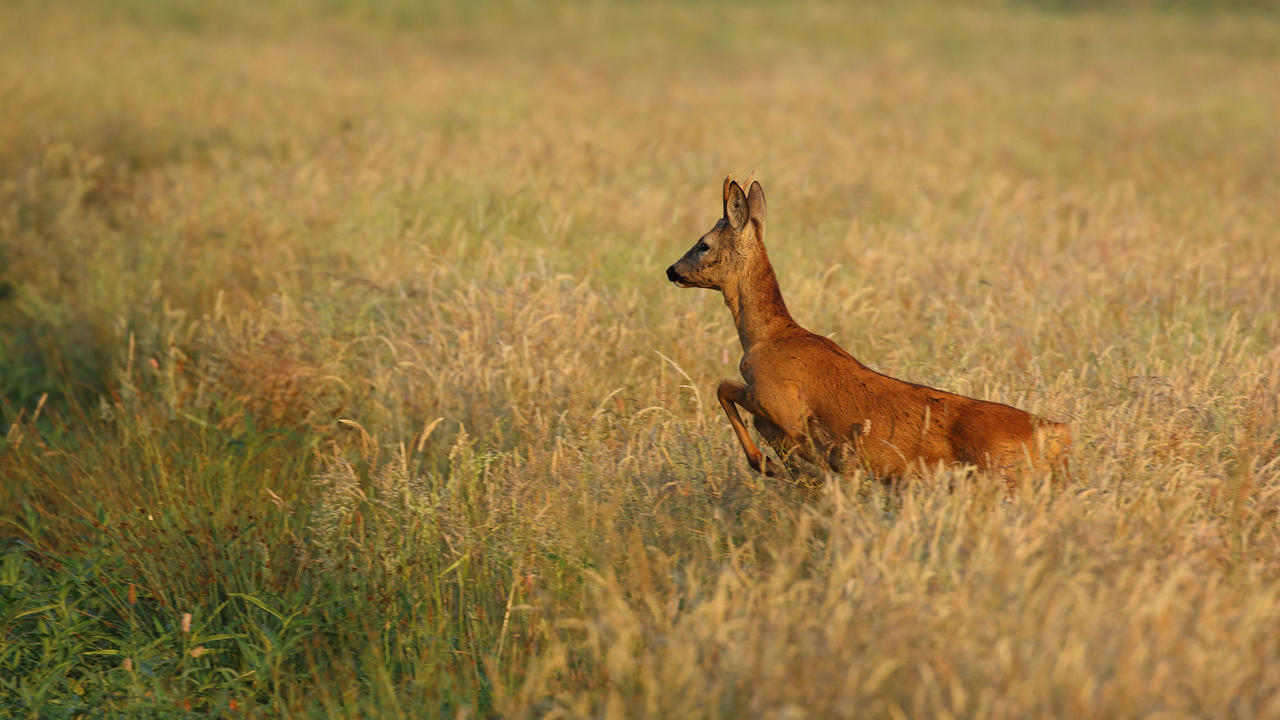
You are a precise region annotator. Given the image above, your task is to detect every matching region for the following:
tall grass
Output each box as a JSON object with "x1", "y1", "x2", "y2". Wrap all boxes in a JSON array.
[{"x1": 2, "y1": 1, "x2": 1279, "y2": 717}]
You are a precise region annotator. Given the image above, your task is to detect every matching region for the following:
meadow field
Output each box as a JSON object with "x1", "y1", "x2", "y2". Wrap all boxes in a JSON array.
[{"x1": 2, "y1": 0, "x2": 1279, "y2": 717}]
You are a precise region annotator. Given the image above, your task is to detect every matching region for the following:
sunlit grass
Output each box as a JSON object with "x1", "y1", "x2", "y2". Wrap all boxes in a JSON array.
[{"x1": 2, "y1": 1, "x2": 1278, "y2": 717}]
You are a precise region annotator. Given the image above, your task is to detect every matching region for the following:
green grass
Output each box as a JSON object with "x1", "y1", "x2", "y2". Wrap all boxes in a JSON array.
[{"x1": 2, "y1": 1, "x2": 1279, "y2": 717}]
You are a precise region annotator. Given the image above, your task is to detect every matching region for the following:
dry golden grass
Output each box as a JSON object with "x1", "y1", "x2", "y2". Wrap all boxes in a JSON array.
[{"x1": 2, "y1": 1, "x2": 1279, "y2": 717}]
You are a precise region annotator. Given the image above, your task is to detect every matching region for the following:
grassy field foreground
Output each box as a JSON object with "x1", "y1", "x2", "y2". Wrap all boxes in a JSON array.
[{"x1": 2, "y1": 1, "x2": 1279, "y2": 717}]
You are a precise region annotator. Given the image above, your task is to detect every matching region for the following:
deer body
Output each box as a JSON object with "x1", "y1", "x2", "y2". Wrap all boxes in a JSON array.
[{"x1": 667, "y1": 176, "x2": 1069, "y2": 482}]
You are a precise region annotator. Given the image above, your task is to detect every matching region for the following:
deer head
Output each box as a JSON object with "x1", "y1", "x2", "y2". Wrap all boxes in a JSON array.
[{"x1": 666, "y1": 175, "x2": 767, "y2": 291}]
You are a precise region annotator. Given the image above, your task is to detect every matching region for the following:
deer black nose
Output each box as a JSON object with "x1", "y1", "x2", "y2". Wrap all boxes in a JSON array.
[{"x1": 666, "y1": 265, "x2": 681, "y2": 283}]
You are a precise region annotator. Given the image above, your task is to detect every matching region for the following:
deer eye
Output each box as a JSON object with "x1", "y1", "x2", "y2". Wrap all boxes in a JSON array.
[{"x1": 696, "y1": 242, "x2": 710, "y2": 253}]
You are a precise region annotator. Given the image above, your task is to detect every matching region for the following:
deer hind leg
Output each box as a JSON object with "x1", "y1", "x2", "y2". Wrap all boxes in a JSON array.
[
  {"x1": 717, "y1": 380, "x2": 789, "y2": 477},
  {"x1": 987, "y1": 425, "x2": 1073, "y2": 491},
  {"x1": 1037, "y1": 421, "x2": 1073, "y2": 485}
]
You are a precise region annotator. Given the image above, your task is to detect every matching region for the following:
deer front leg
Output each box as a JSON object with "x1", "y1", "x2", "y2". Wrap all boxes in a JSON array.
[
  {"x1": 754, "y1": 416, "x2": 823, "y2": 476},
  {"x1": 717, "y1": 379, "x2": 781, "y2": 477}
]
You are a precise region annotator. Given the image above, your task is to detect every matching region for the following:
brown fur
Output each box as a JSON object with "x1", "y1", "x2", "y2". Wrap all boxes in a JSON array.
[{"x1": 666, "y1": 175, "x2": 1070, "y2": 484}]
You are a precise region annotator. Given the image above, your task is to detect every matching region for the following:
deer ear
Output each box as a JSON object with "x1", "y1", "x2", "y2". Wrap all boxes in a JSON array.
[
  {"x1": 746, "y1": 180, "x2": 765, "y2": 224},
  {"x1": 725, "y1": 181, "x2": 749, "y2": 231},
  {"x1": 722, "y1": 174, "x2": 735, "y2": 216}
]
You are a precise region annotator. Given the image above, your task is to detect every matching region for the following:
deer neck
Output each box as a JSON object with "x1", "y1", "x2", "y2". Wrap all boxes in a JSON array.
[{"x1": 722, "y1": 246, "x2": 797, "y2": 352}]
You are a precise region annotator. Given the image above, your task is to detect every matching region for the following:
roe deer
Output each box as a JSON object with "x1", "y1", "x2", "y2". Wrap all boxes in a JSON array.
[{"x1": 665, "y1": 175, "x2": 1070, "y2": 484}]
